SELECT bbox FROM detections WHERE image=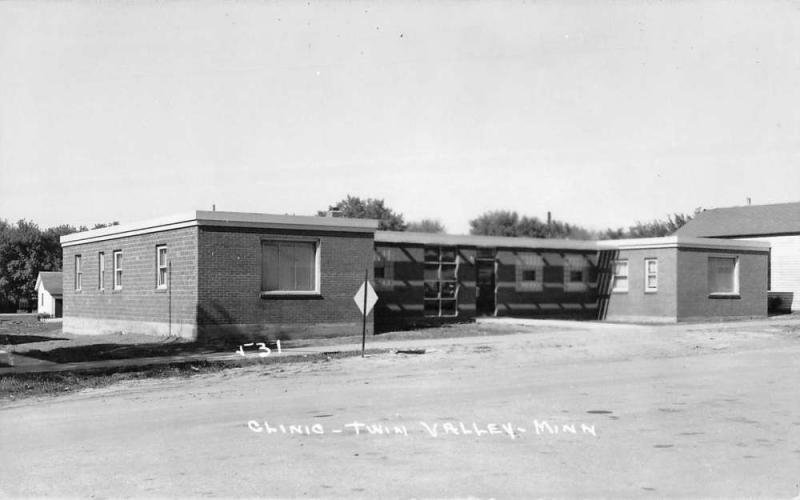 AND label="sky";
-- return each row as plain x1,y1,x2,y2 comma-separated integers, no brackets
1,0,799,235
